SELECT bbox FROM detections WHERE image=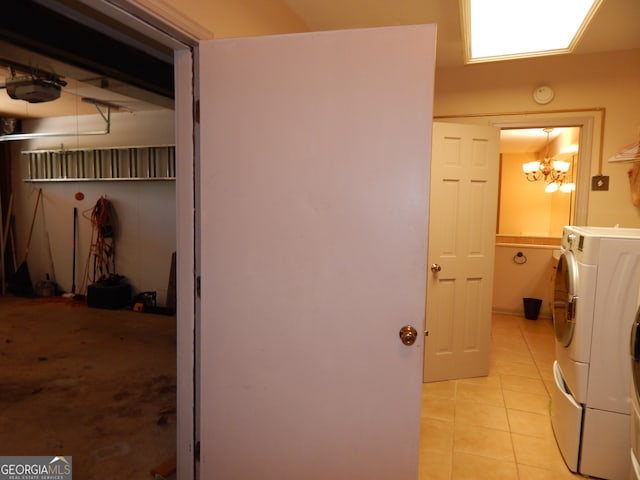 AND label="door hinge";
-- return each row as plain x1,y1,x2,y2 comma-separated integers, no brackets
195,440,201,462
424,330,429,336
196,276,201,298
194,100,200,124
